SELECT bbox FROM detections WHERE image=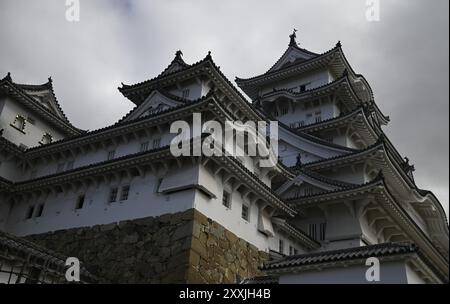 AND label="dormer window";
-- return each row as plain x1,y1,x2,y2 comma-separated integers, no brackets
39,133,53,145
11,115,26,133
